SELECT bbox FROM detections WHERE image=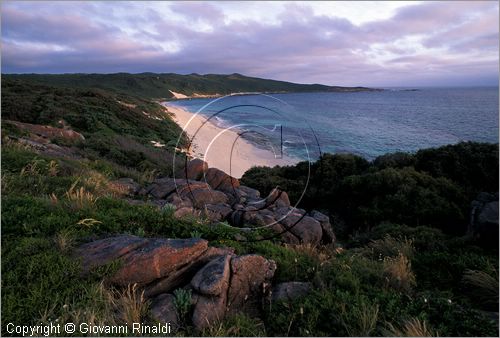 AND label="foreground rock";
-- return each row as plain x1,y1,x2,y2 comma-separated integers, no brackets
75,235,278,331
75,235,208,287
